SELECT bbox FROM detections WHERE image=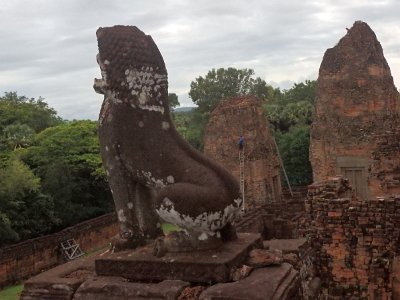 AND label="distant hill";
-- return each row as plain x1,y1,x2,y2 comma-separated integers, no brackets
174,107,196,113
